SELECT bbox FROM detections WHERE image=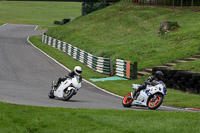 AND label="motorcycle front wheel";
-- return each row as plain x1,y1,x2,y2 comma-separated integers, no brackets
122,93,133,107
48,90,55,99
62,89,75,101
147,93,163,110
